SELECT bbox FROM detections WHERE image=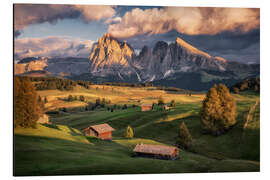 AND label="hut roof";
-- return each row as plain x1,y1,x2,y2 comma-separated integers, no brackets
87,123,115,134
141,104,152,107
133,144,178,156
